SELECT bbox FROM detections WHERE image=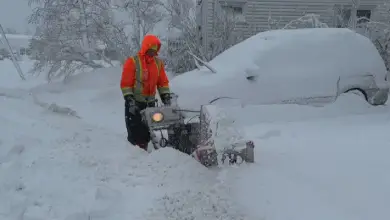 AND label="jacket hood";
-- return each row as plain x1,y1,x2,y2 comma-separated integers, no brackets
139,34,161,55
